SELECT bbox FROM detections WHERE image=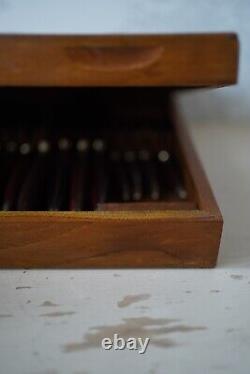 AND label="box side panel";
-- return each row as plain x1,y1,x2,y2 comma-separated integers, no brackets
0,215,222,268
